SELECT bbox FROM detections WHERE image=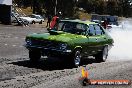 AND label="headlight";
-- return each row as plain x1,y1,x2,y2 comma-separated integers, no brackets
26,39,32,45
59,43,67,50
